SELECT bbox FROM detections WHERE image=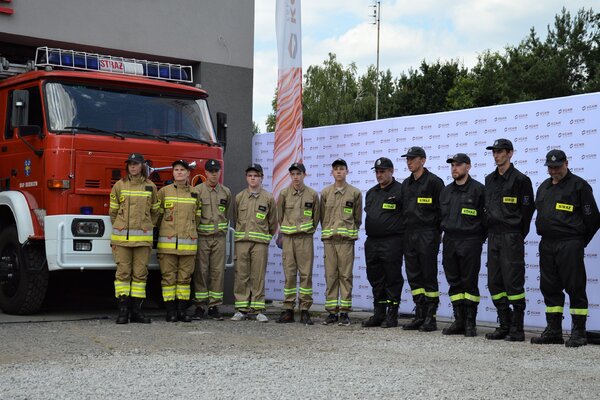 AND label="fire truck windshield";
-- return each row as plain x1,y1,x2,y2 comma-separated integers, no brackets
44,82,216,143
